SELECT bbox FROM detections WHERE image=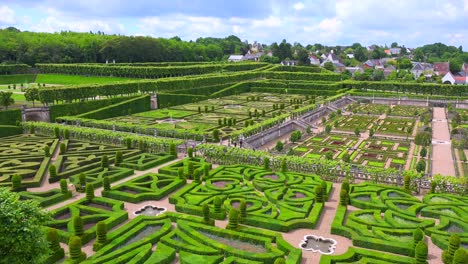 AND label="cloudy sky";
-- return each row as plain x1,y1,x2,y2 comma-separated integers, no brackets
0,0,467,49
